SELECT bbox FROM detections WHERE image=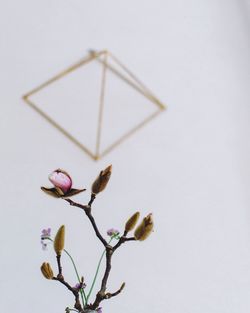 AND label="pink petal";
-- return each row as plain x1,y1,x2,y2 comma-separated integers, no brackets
49,169,72,193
